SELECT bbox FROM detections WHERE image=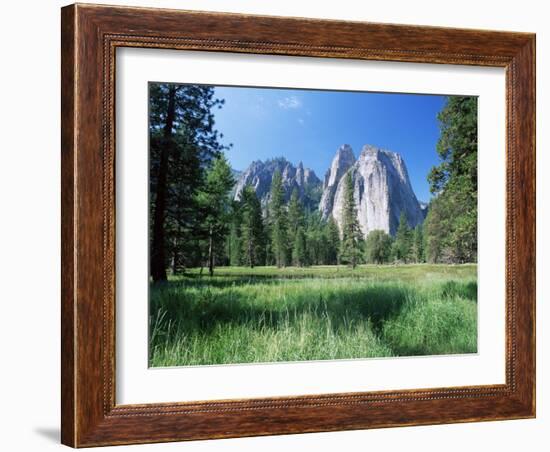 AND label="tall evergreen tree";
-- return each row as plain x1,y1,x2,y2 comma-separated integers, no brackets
269,170,289,268
302,212,324,265
325,217,341,265
393,211,412,262
339,172,363,268
150,85,177,282
365,230,393,264
226,200,242,266
292,227,308,267
288,188,307,264
411,224,425,263
424,196,445,263
263,211,274,266
197,155,235,276
425,96,478,263
149,83,226,281
240,186,265,268
288,188,305,240
227,224,241,266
